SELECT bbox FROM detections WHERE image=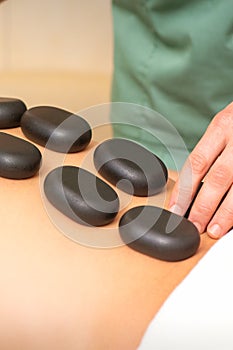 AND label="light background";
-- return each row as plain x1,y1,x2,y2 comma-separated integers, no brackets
0,0,113,74
0,0,113,111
